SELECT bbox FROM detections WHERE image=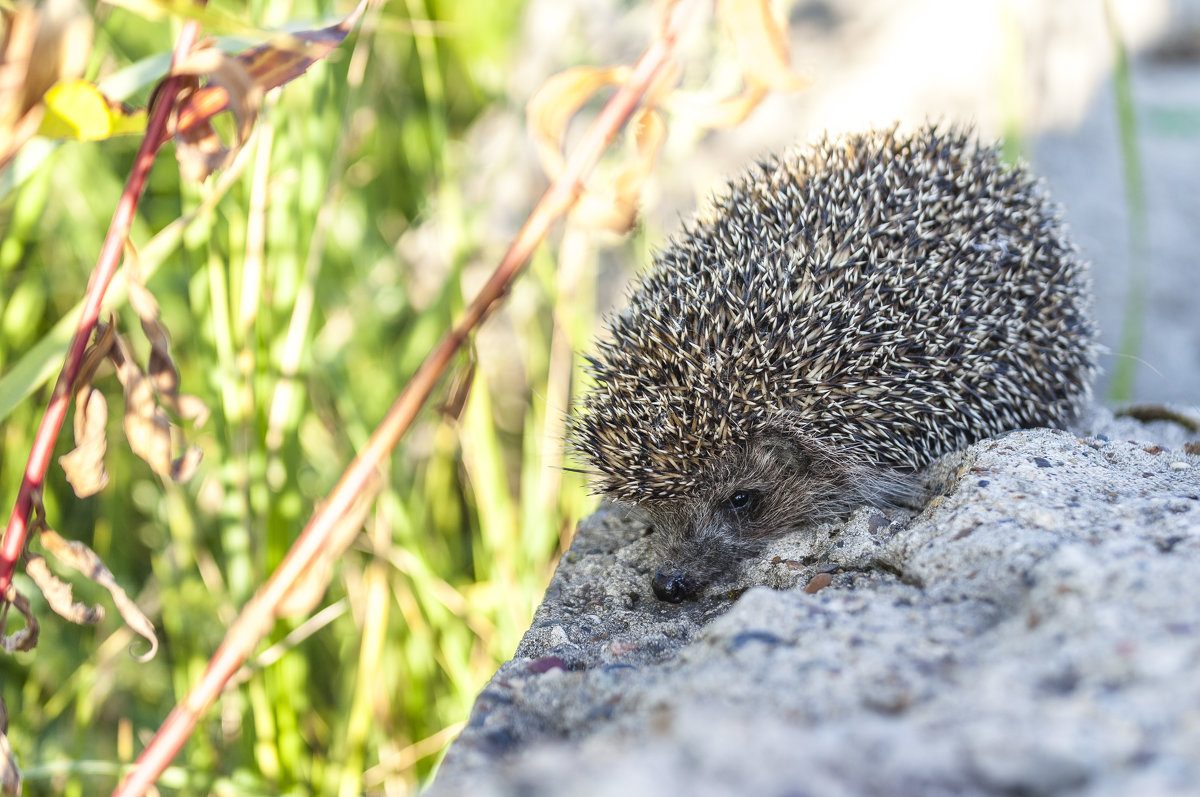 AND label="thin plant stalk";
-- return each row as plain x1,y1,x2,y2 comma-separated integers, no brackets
0,20,204,595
